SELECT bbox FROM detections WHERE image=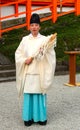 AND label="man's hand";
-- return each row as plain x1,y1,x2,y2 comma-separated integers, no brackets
25,57,34,65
